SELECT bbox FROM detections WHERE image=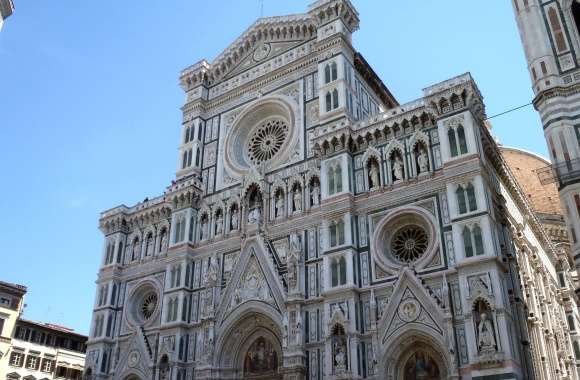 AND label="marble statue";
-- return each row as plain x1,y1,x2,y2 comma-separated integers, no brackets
477,313,496,352
275,194,284,218
369,162,379,188
230,208,239,230
393,155,404,181
417,147,429,174
201,218,209,240
215,213,223,235
310,182,320,206
293,188,302,212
